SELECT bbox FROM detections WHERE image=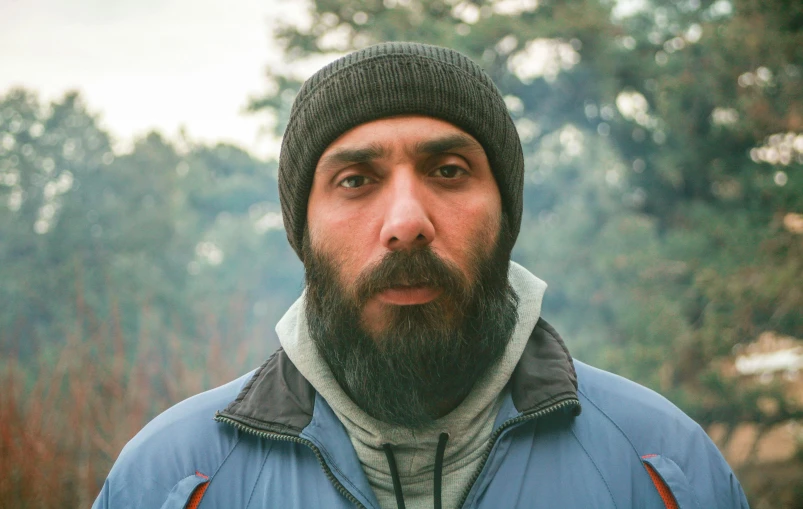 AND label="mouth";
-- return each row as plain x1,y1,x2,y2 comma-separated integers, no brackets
375,285,443,306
